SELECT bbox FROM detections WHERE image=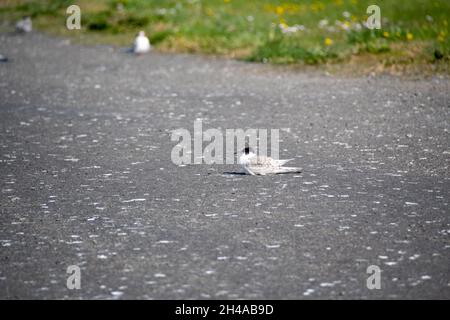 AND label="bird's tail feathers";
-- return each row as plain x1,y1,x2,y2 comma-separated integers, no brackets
273,167,302,174
275,158,294,166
